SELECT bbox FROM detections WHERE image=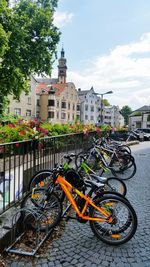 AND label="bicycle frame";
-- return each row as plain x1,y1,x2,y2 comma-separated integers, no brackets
55,175,113,223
